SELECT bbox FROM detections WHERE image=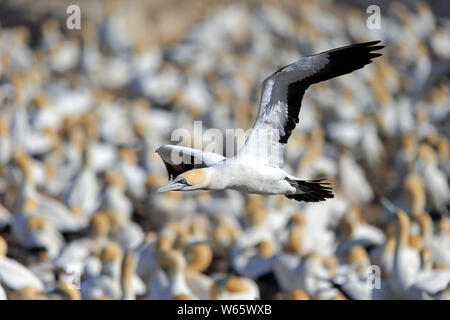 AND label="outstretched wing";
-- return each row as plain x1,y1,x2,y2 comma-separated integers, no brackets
237,41,384,167
156,145,225,180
